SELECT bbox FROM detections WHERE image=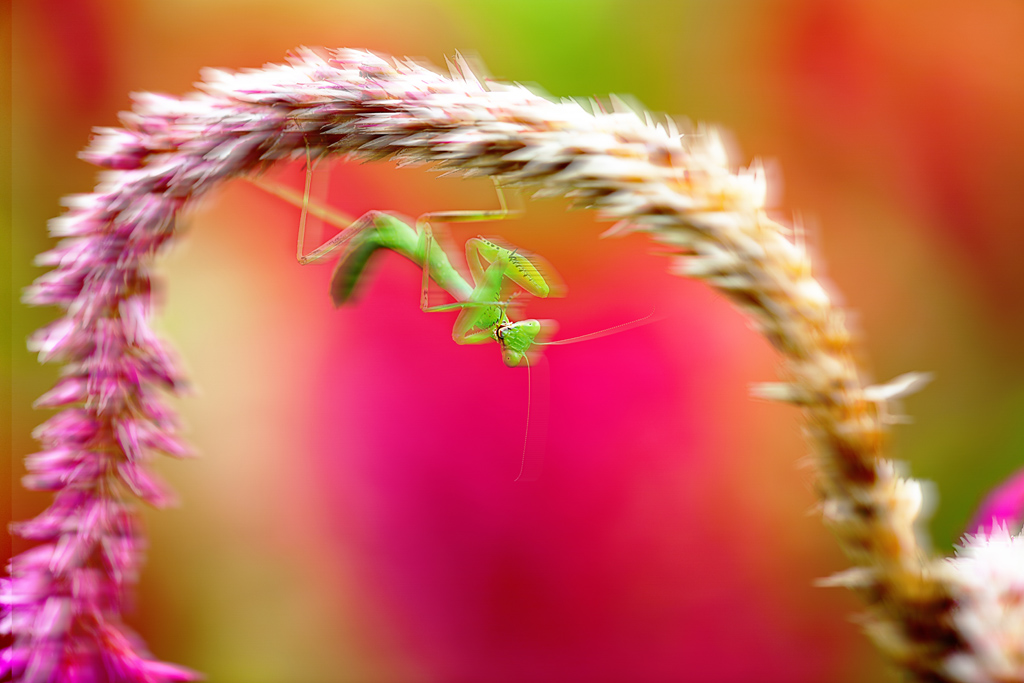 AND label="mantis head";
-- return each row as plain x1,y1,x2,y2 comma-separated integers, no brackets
495,319,556,367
